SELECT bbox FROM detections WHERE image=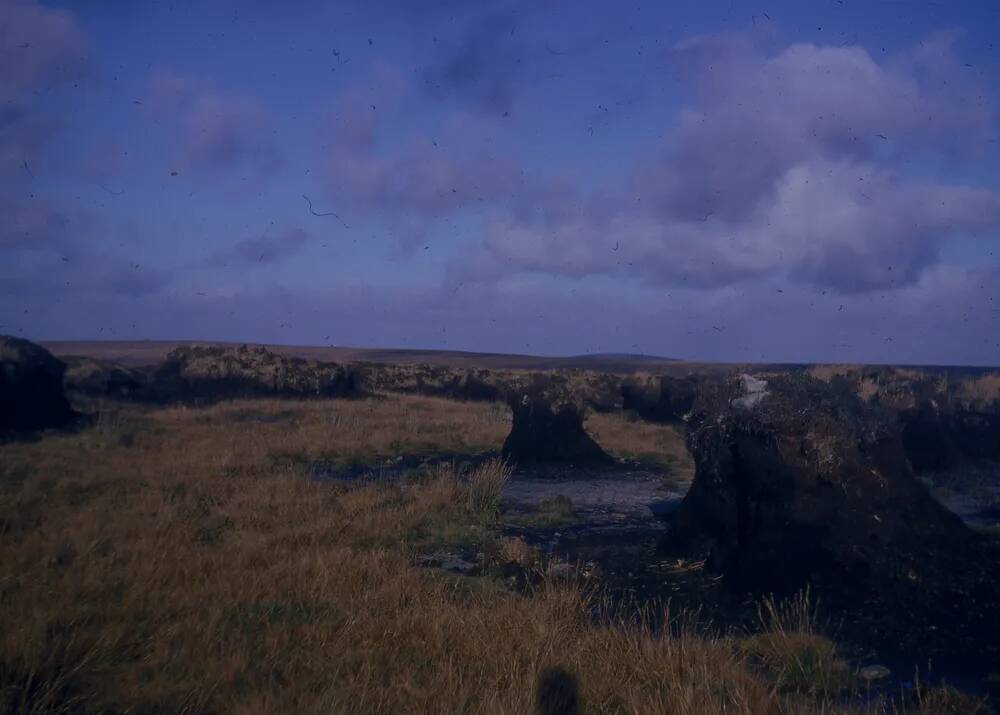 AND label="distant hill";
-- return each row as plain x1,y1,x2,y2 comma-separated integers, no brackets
41,340,683,373
40,340,998,375
570,353,677,363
